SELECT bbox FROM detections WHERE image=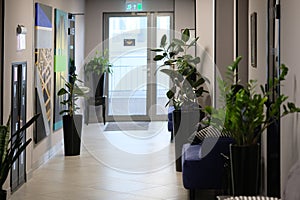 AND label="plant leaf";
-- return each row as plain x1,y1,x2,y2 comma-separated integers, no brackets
181,28,190,43
153,55,165,61
160,34,167,48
